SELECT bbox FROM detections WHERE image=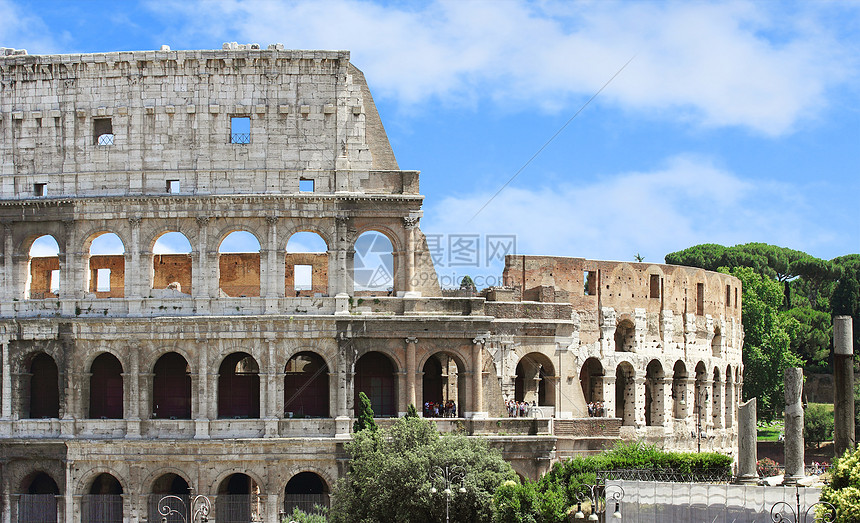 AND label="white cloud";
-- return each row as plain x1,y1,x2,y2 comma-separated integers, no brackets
144,0,855,135
0,0,58,54
422,155,829,270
